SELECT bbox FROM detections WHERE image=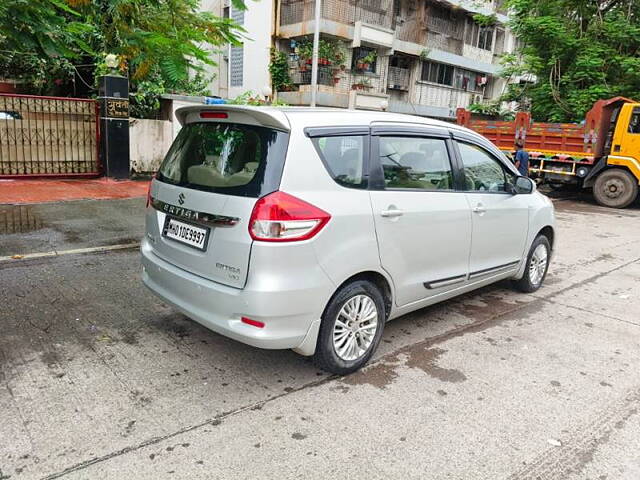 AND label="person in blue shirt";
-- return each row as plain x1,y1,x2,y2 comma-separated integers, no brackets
514,141,529,176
